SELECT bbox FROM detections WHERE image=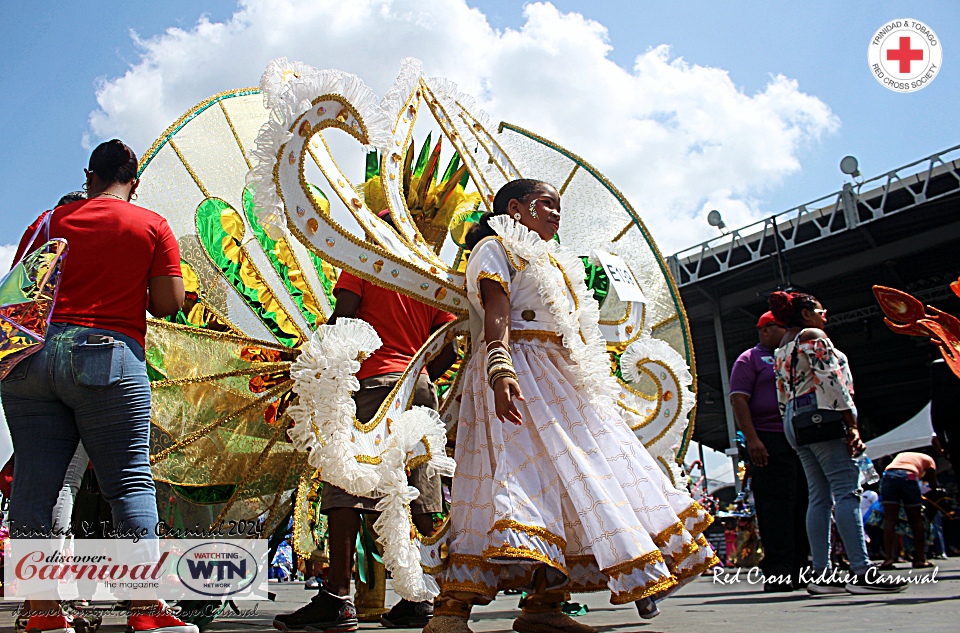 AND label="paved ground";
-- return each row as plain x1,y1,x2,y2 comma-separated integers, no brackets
2,560,957,632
